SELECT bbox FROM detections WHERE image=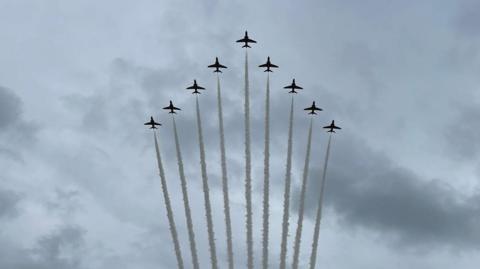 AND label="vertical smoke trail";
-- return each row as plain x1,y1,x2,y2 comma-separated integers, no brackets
196,96,218,269
279,96,295,269
153,132,185,269
243,50,254,269
172,116,200,269
291,118,314,269
309,134,332,269
262,73,271,269
216,74,234,269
